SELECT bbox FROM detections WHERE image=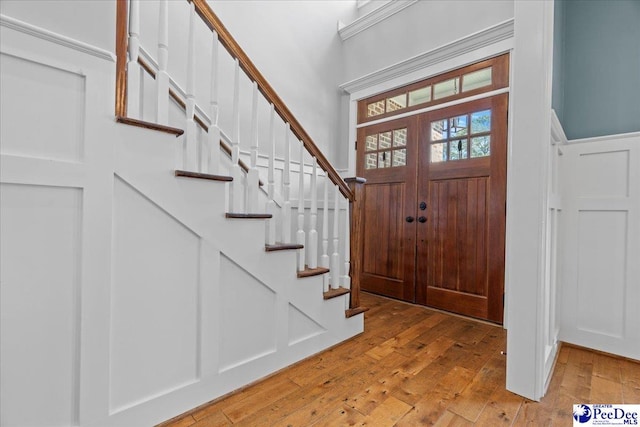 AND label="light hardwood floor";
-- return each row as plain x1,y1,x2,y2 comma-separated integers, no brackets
161,292,640,426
